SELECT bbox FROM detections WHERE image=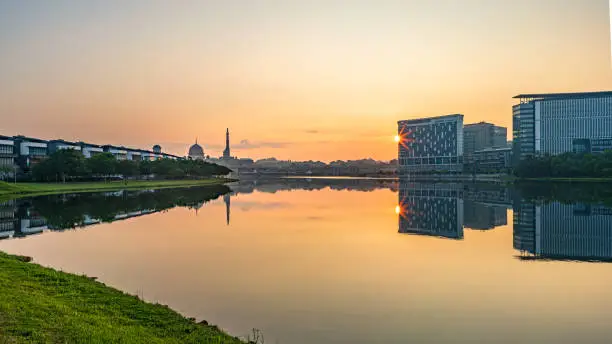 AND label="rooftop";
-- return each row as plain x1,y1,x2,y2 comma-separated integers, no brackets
474,147,512,153
13,135,48,143
513,91,612,101
78,141,102,148
398,114,463,125
49,139,79,146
